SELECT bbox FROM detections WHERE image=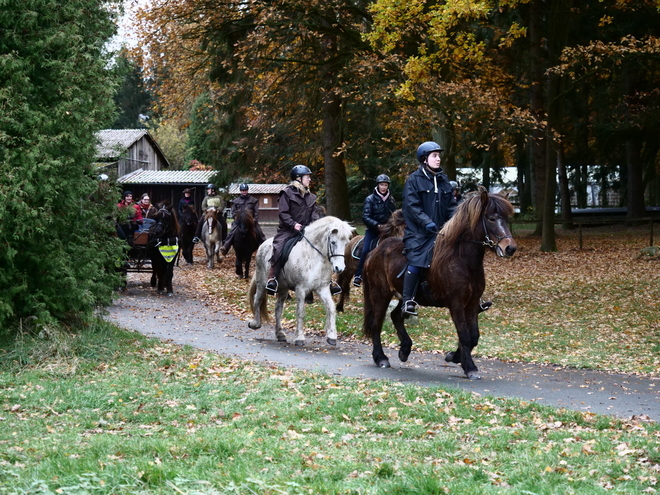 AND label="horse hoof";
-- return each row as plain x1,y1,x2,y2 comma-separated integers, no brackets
399,348,411,362
377,359,391,369
294,340,305,346
167,292,173,297
248,321,261,330
466,371,481,380
445,351,455,363
277,335,287,342
327,338,336,346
